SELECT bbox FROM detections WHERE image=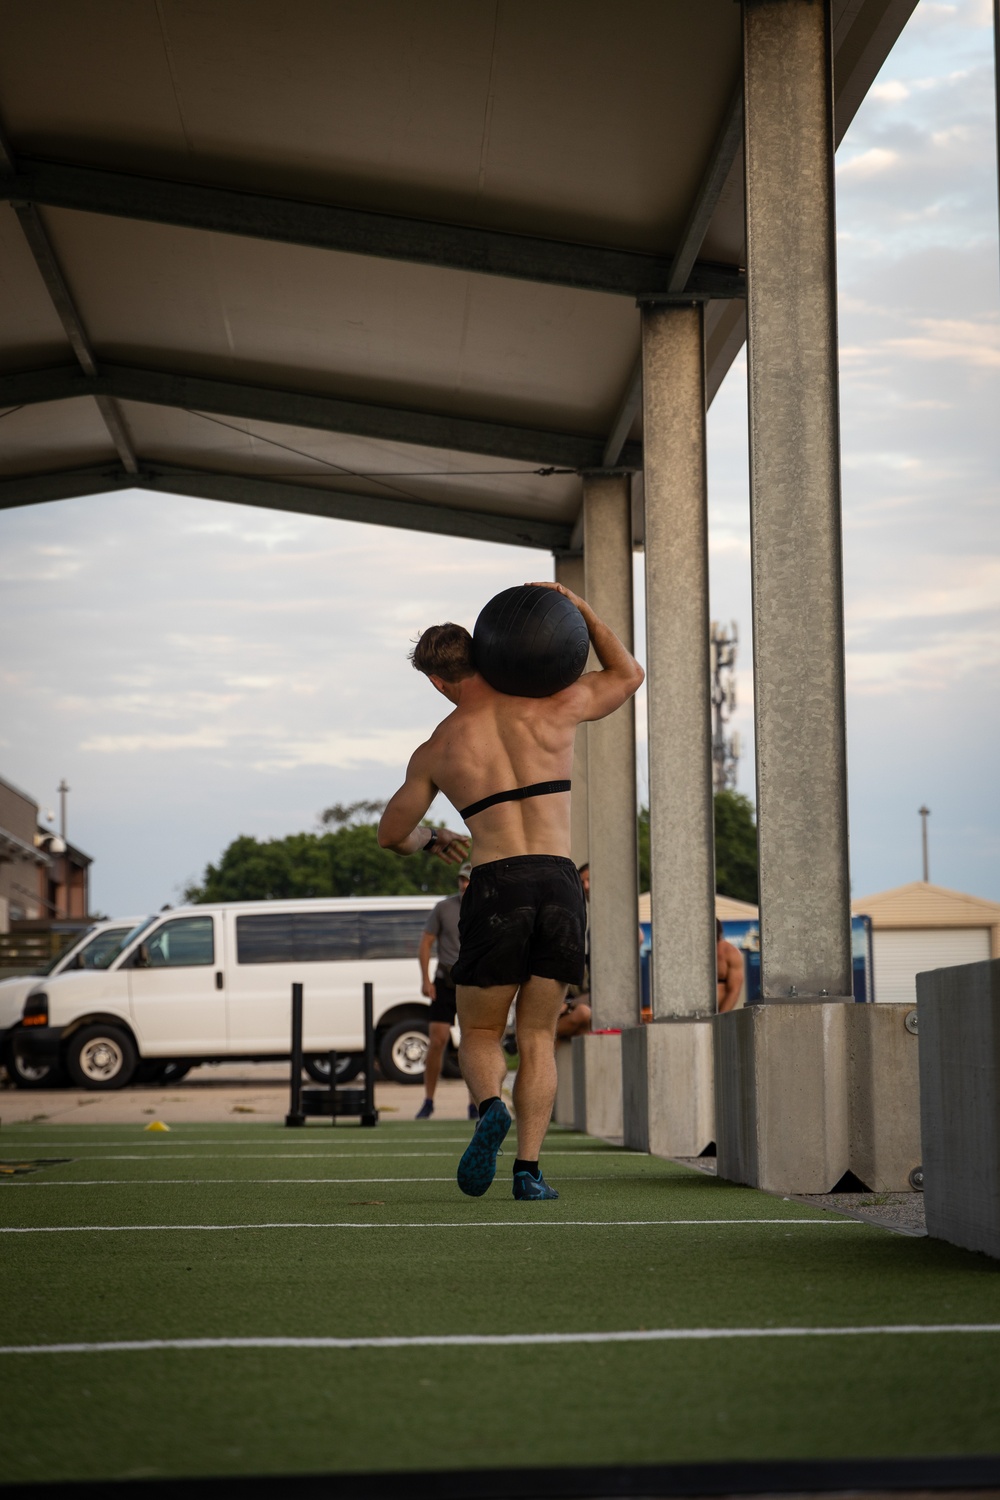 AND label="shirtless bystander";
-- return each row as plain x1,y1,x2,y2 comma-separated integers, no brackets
716,920,745,1013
